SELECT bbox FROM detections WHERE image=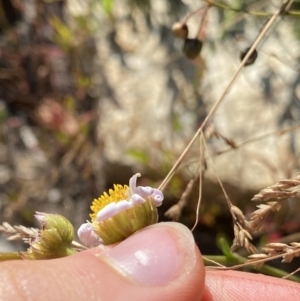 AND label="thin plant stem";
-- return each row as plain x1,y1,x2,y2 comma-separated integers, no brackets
184,6,206,23
215,124,300,156
204,0,300,17
191,134,204,232
208,247,300,271
197,5,210,40
0,252,22,261
283,267,300,279
204,254,300,282
204,0,270,16
202,133,233,210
